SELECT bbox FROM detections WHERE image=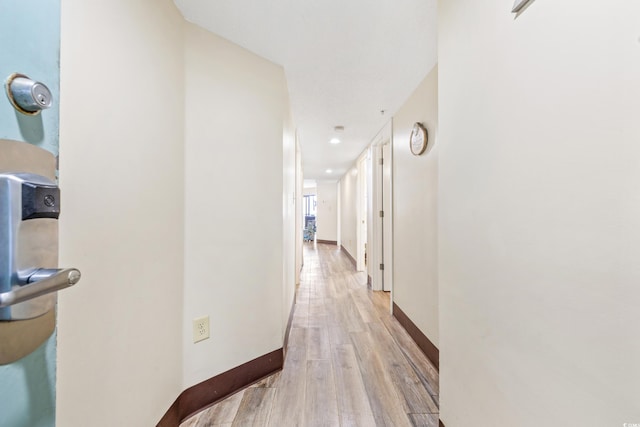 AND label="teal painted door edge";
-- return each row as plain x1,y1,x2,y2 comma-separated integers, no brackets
0,0,61,426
